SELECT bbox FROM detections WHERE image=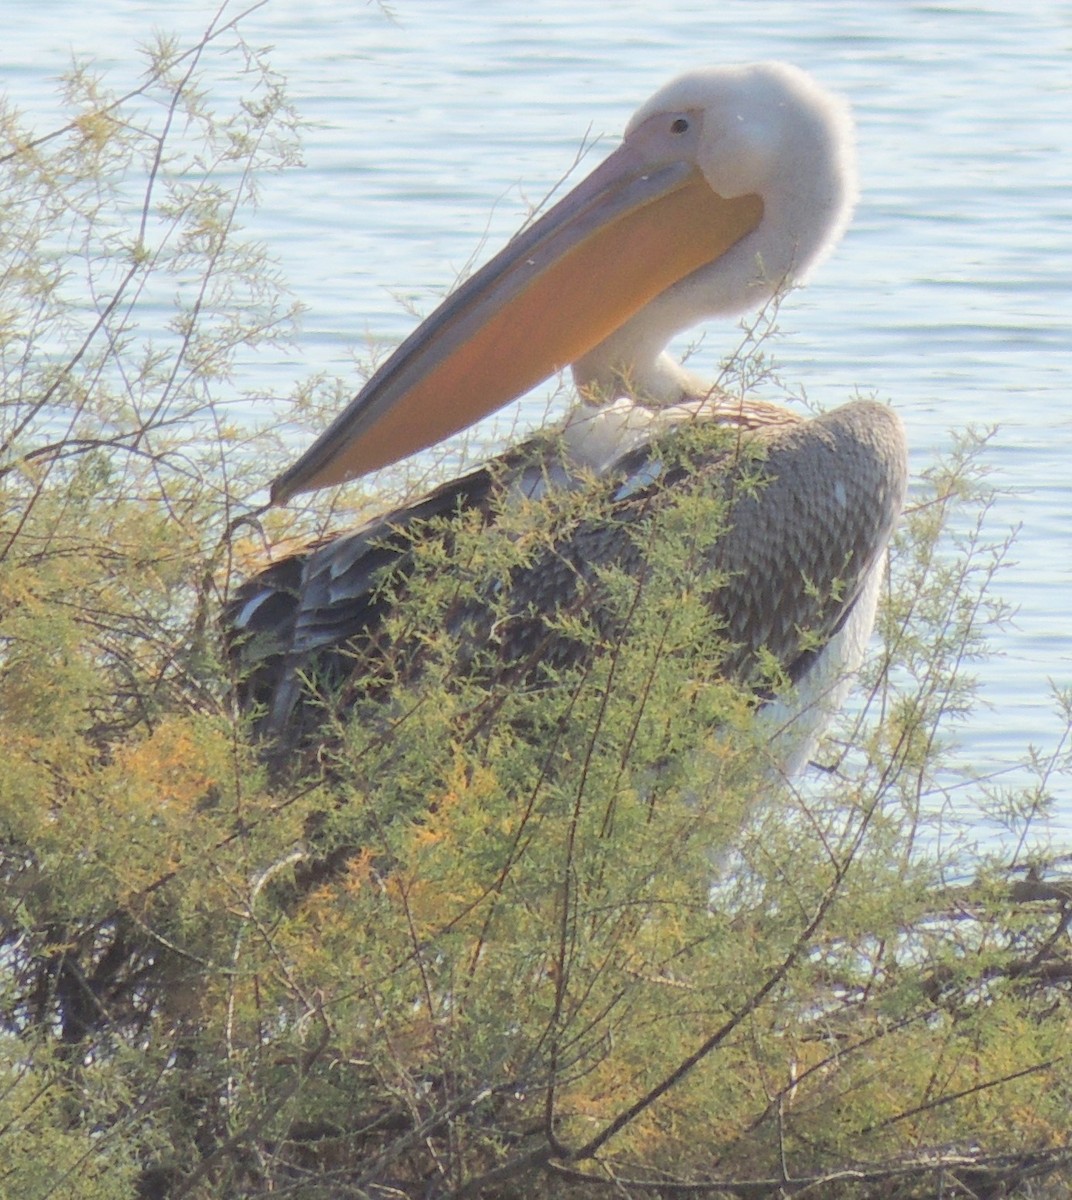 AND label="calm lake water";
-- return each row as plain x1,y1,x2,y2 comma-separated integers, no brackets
8,0,1072,838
